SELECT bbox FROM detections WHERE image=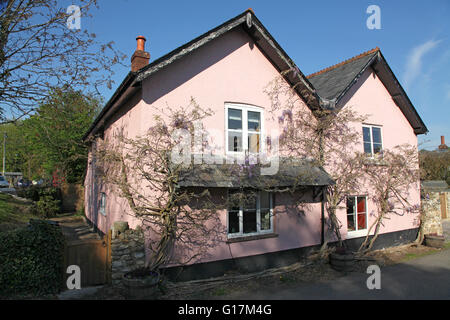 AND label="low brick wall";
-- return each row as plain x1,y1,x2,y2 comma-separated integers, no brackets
111,225,145,285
